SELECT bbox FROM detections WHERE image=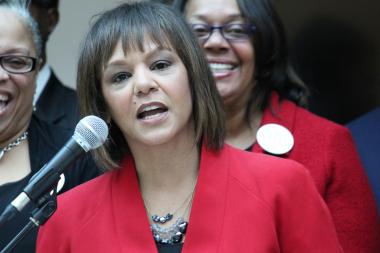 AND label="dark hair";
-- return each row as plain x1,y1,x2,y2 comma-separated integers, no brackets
173,0,309,118
30,0,58,8
77,1,225,170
